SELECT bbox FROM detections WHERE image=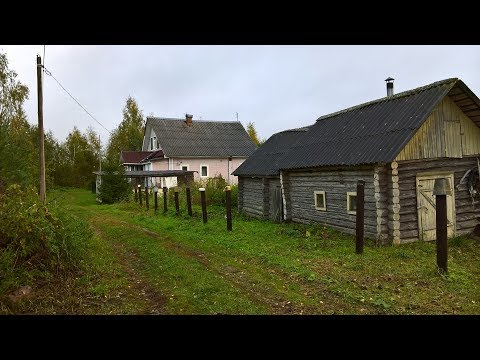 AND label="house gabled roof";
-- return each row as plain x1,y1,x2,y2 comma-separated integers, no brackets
145,117,257,157
120,150,164,164
235,78,480,175
232,127,310,176
281,78,480,170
